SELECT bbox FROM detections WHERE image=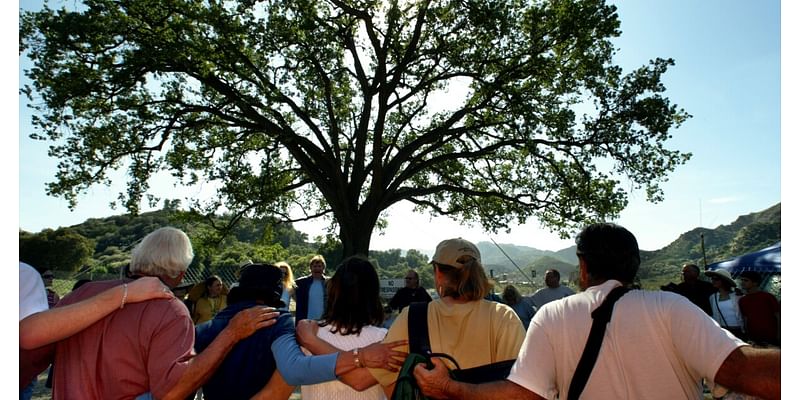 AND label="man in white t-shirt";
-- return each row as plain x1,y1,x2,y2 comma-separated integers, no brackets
412,223,780,400
20,262,49,322
19,262,50,399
